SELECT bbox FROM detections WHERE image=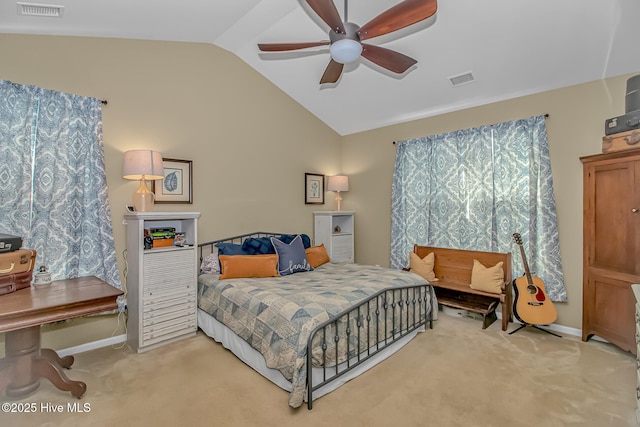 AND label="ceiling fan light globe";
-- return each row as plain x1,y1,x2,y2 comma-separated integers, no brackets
330,39,362,64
